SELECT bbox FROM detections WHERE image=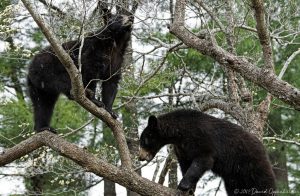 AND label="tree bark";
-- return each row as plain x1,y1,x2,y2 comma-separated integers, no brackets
168,147,178,189
104,179,116,196
29,174,44,195
0,131,182,195
103,124,117,196
169,0,300,111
